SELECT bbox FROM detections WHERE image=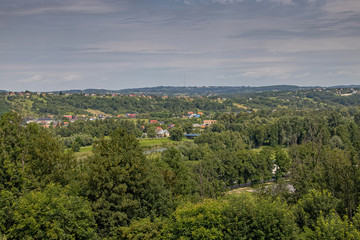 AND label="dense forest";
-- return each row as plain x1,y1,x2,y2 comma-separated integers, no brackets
1,86,360,118
1,87,360,239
